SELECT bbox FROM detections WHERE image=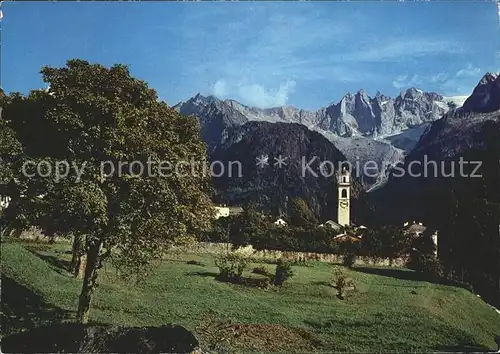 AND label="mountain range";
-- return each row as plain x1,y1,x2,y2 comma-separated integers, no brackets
174,86,468,190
